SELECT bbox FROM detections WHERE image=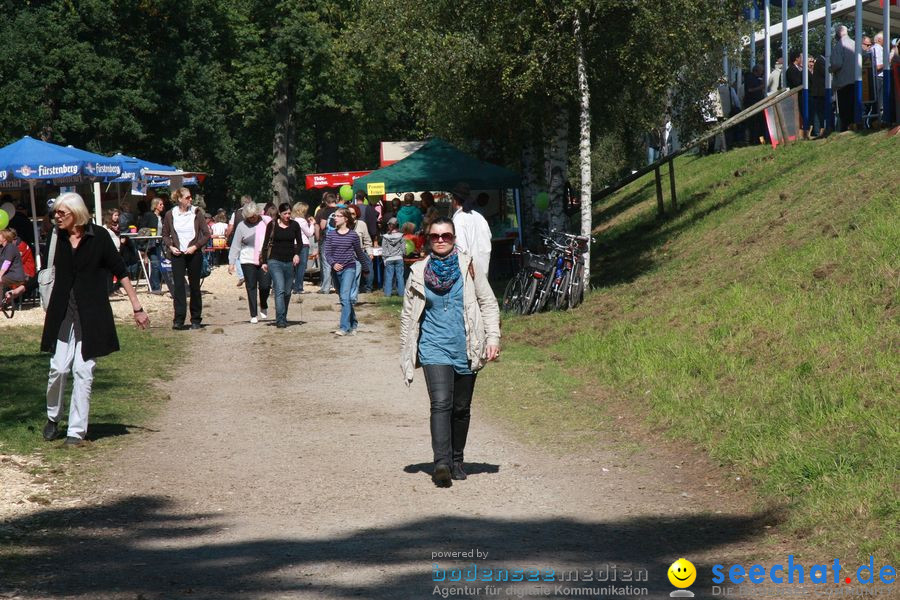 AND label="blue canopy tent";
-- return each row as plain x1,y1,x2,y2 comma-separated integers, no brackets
0,136,124,268
106,154,201,192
